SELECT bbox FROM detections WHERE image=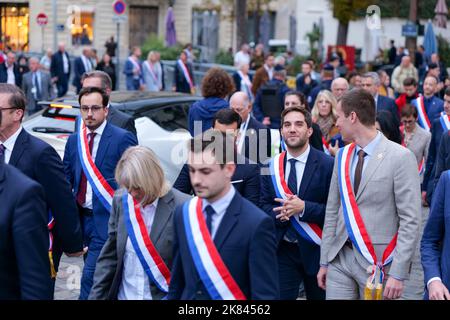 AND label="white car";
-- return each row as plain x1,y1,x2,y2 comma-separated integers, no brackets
23,91,201,184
